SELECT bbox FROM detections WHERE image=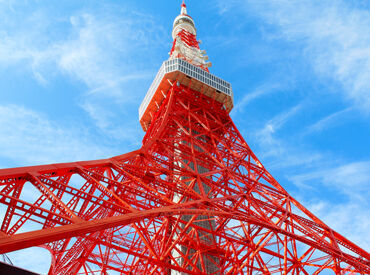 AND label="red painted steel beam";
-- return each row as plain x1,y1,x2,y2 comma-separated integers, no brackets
0,205,368,273
0,207,226,254
0,150,140,179
0,85,369,273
